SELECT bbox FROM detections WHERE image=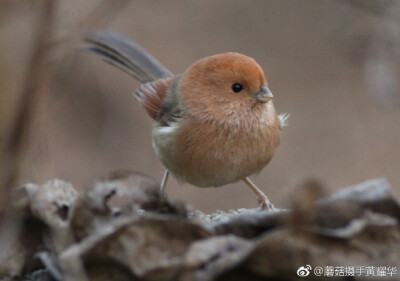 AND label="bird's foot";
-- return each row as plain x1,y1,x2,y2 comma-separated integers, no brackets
258,197,276,210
